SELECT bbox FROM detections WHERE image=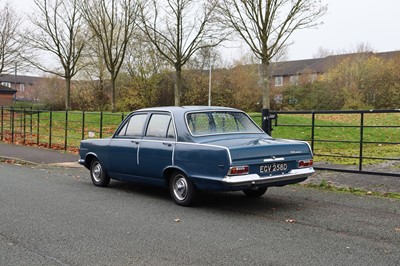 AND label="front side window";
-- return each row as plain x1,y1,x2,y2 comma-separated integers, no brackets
186,111,263,136
145,114,175,139
117,114,147,137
